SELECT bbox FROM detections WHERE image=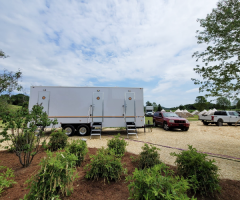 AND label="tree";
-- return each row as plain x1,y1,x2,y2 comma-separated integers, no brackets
194,96,208,111
157,104,162,111
192,0,240,99
236,100,240,109
146,101,152,106
152,102,158,111
216,97,231,110
0,50,8,58
0,69,22,95
179,105,185,110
